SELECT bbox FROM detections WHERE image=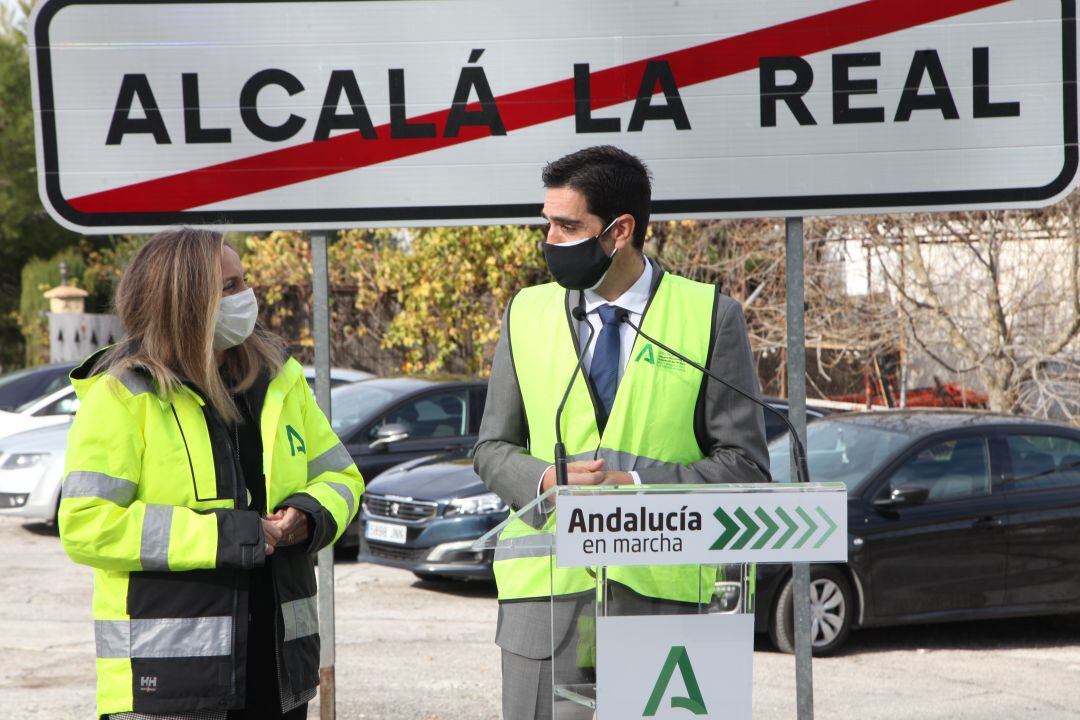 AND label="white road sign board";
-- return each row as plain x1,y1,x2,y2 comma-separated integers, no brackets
554,483,848,568
30,0,1077,233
